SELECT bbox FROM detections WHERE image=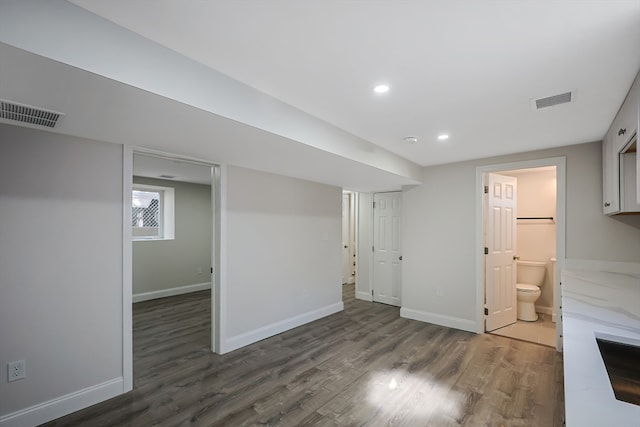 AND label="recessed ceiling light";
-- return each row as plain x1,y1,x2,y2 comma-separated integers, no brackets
403,136,418,144
437,134,449,141
374,84,390,94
